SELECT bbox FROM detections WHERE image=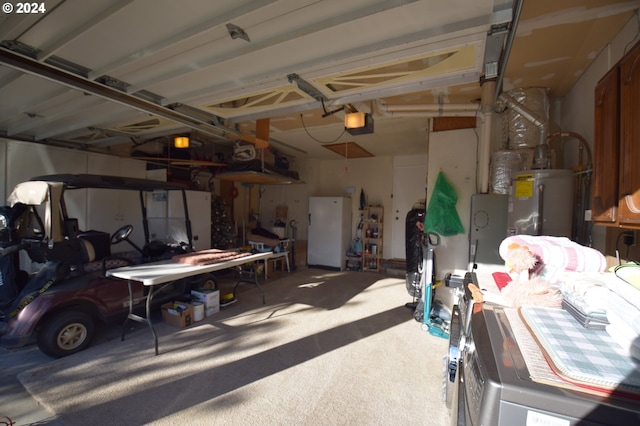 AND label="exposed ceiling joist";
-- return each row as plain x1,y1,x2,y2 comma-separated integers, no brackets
37,0,135,61
88,0,281,80
0,46,241,141
0,0,636,161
